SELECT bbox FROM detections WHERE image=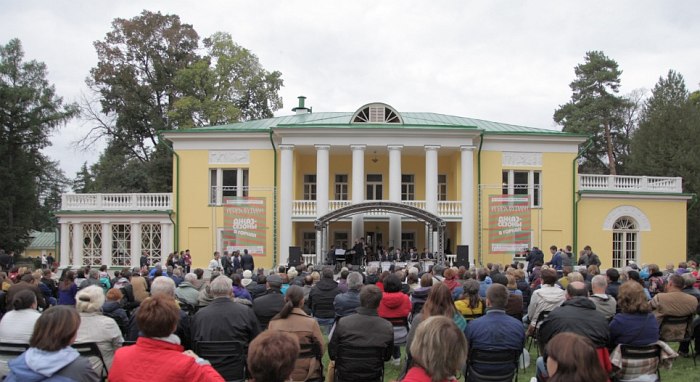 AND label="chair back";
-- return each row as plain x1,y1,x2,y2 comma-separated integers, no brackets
0,342,29,357
334,345,386,382
659,315,693,342
385,316,409,345
194,340,246,382
466,349,520,382
613,344,661,382
71,342,108,381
